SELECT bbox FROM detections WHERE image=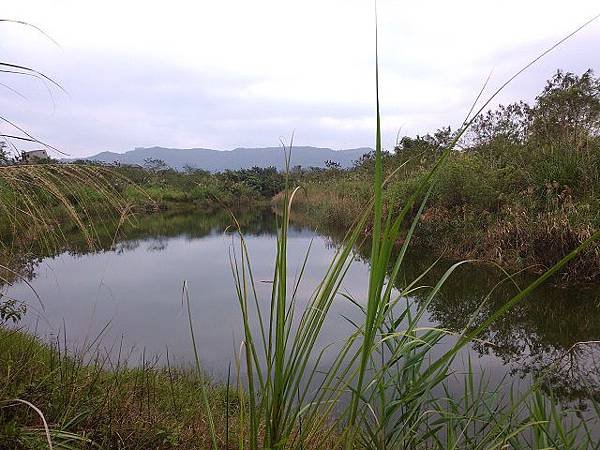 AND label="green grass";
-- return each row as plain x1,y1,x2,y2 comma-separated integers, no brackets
0,327,246,449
